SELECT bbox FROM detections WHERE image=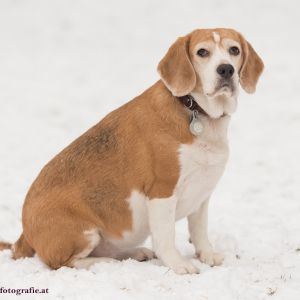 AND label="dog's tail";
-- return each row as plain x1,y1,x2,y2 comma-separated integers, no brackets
0,233,35,259
0,241,12,250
